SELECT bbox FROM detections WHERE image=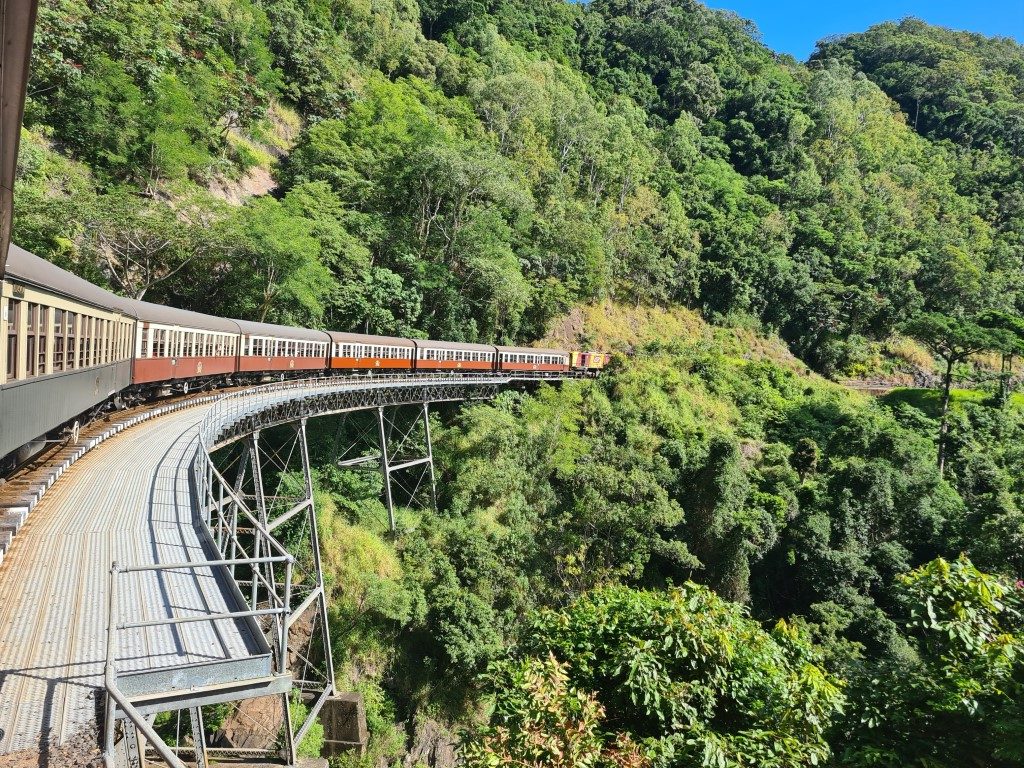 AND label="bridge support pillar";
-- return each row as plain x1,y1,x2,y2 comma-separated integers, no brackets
189,707,207,768
336,403,438,532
